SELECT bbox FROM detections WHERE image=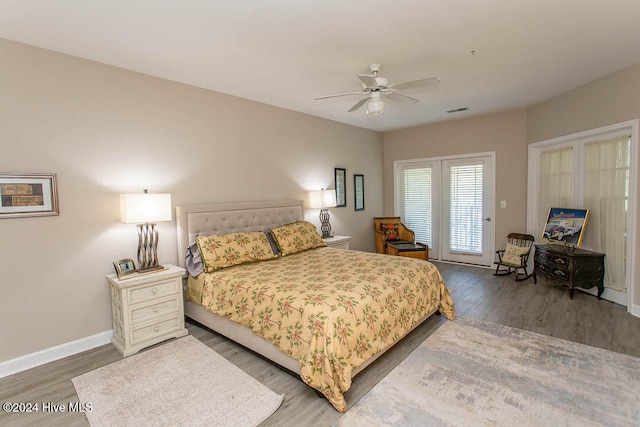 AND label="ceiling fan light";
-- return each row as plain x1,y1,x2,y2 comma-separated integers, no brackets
367,97,384,115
